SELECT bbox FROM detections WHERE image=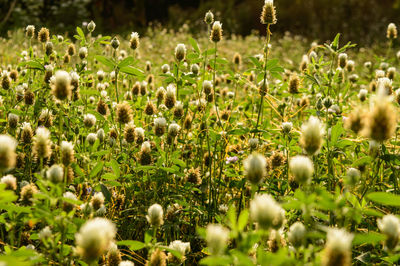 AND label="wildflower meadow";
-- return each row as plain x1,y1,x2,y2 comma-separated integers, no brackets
0,0,400,265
